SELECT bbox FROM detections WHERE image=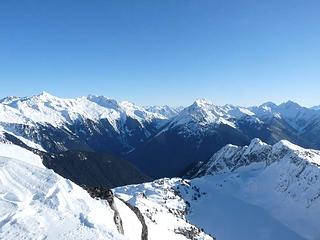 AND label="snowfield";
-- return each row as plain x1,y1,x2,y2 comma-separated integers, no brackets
0,143,142,240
